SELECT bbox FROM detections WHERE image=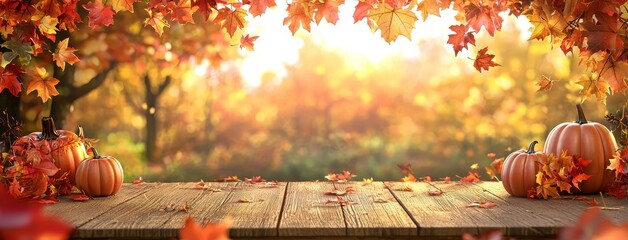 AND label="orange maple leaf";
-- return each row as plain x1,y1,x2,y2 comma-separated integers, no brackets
110,0,136,13
214,8,248,37
473,47,500,72
608,152,627,178
240,34,259,51
171,0,197,24
463,2,503,37
599,58,628,94
26,66,60,102
353,0,376,23
144,10,170,36
313,0,344,24
179,216,230,240
249,0,276,17
536,75,556,92
401,173,417,182
53,38,80,71
283,1,312,35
